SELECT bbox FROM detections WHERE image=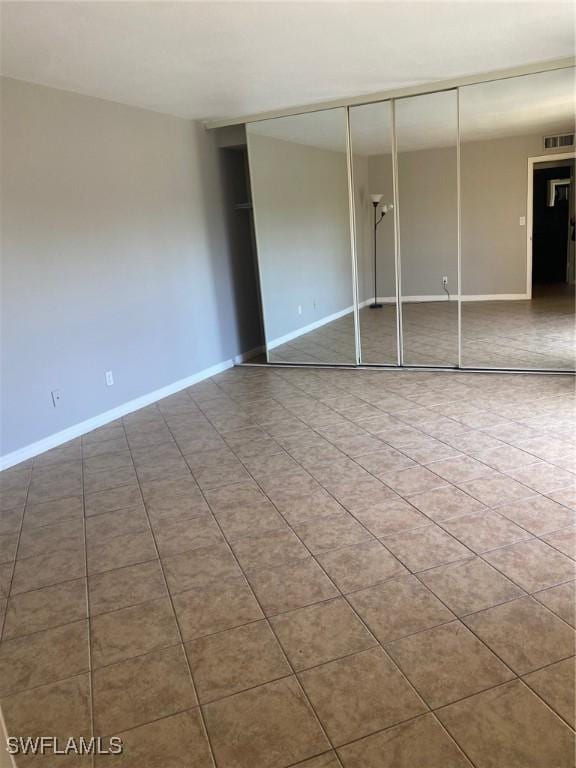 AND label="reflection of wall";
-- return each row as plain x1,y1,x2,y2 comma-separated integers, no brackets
248,133,352,343
365,135,574,298
462,133,552,295
1,77,250,458
354,154,395,302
